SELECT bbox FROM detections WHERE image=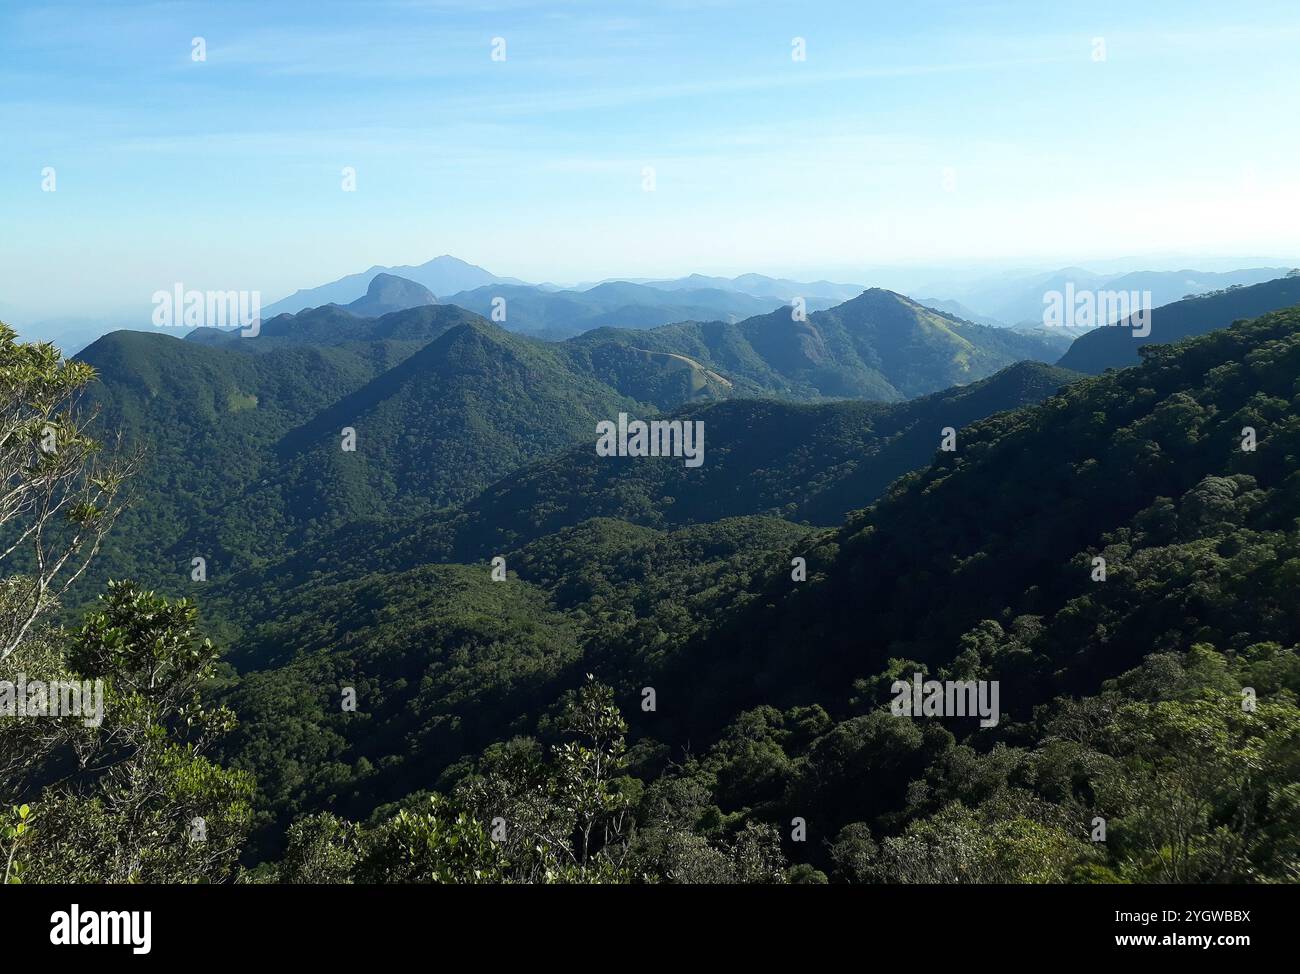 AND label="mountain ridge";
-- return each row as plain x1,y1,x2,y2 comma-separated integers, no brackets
1057,273,1300,373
